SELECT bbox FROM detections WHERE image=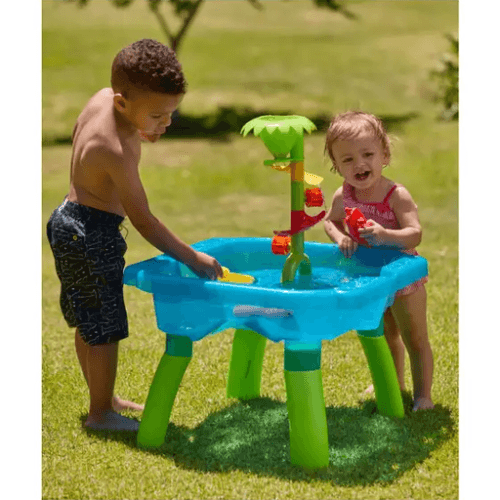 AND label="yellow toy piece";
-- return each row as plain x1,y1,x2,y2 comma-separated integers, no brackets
219,267,256,284
270,164,323,186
